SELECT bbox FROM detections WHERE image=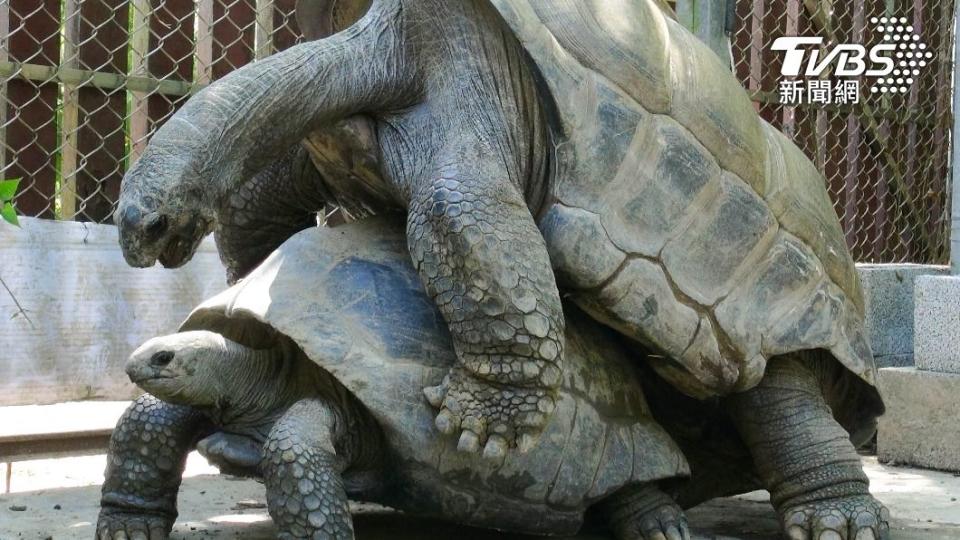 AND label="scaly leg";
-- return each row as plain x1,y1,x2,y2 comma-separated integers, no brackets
262,399,356,540
215,144,324,284
98,394,210,540
411,148,564,457
726,356,890,540
603,484,691,540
